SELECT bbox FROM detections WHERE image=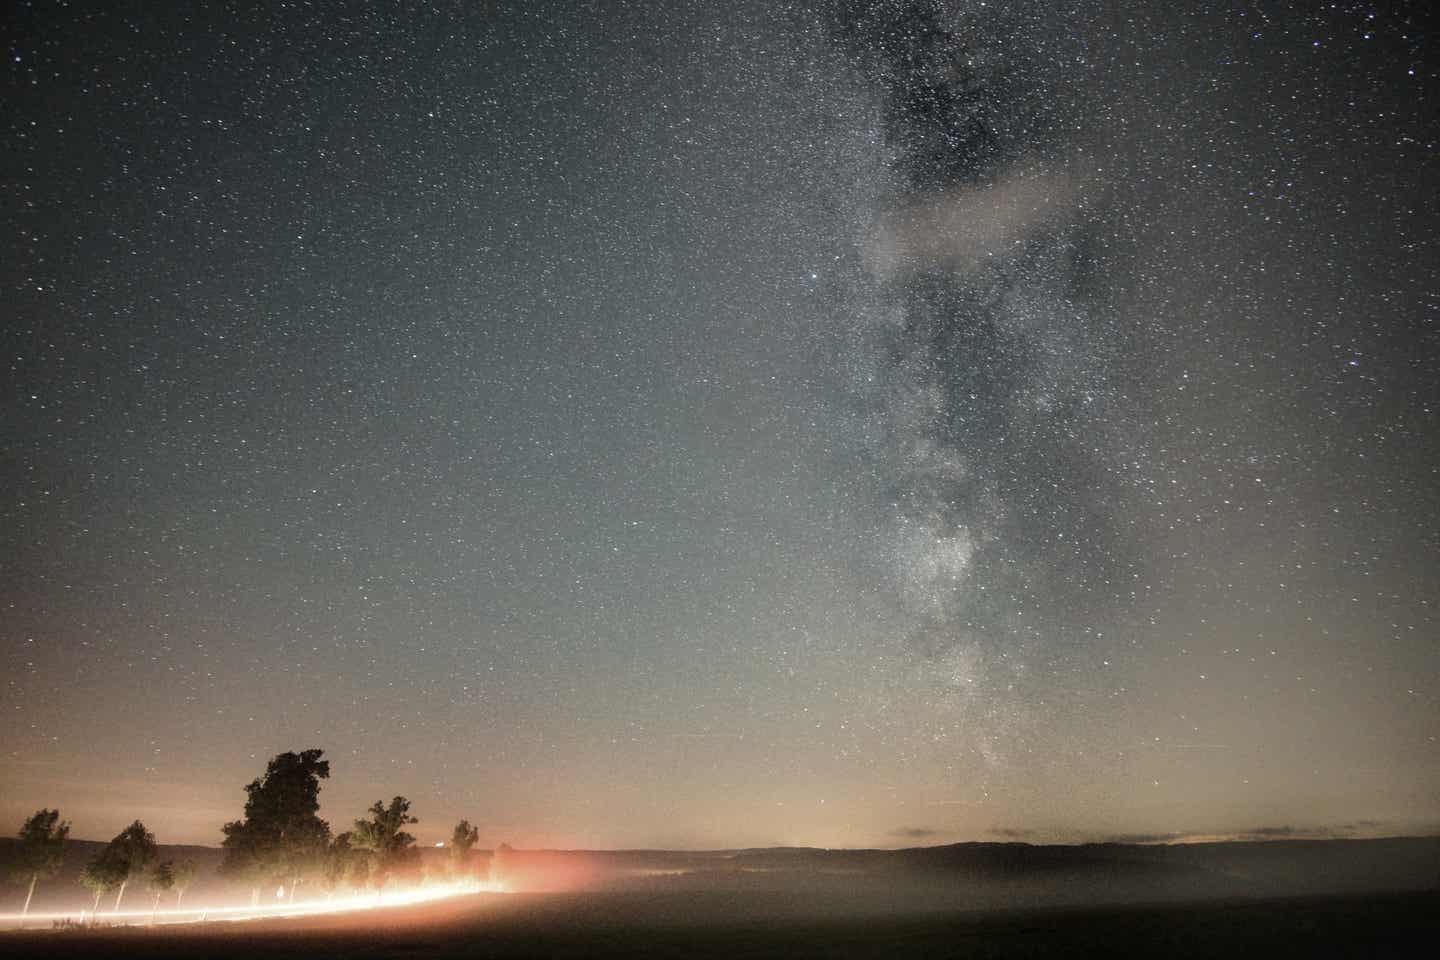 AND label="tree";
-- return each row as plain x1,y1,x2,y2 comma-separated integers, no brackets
448,820,480,881
220,749,332,903
320,832,367,898
344,844,373,894
147,861,175,922
351,796,420,890
85,820,157,914
10,808,69,926
79,861,116,916
172,859,198,908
